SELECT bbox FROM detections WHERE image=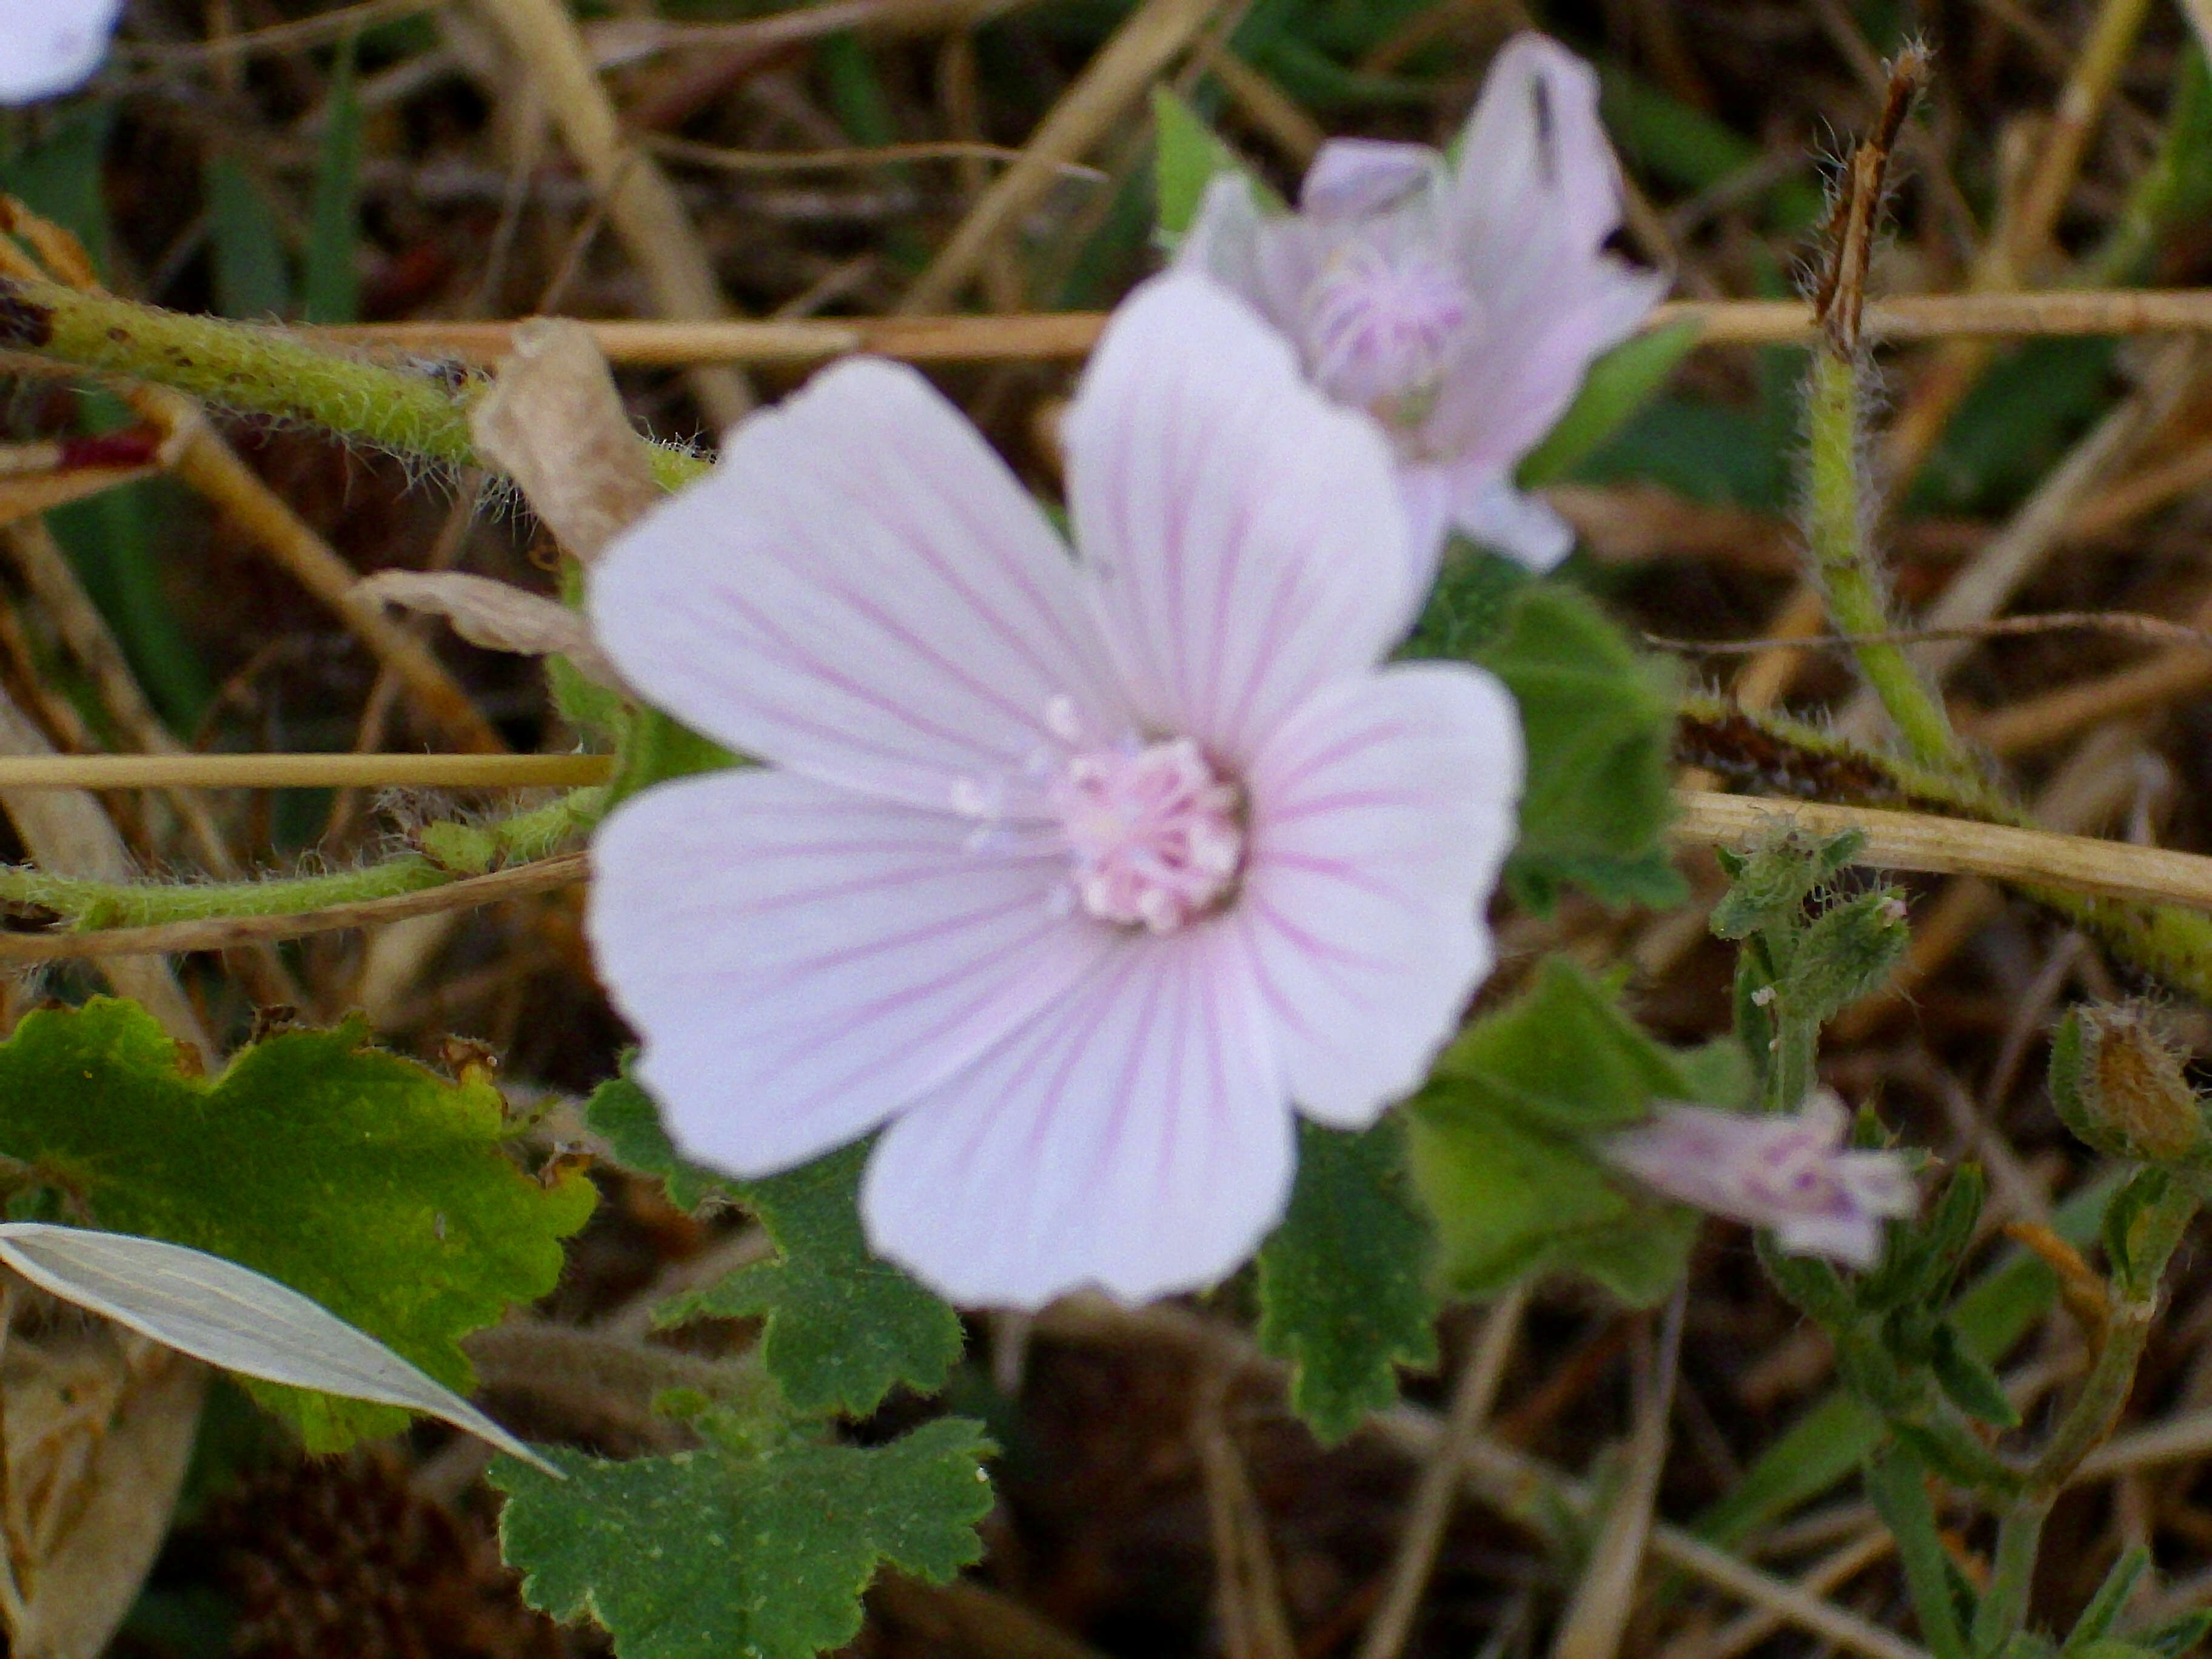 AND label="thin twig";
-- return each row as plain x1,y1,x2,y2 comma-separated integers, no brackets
1355,1287,1527,1659
1671,789,2212,911
0,754,611,791
313,289,2212,369
1649,610,2212,656
0,853,587,962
